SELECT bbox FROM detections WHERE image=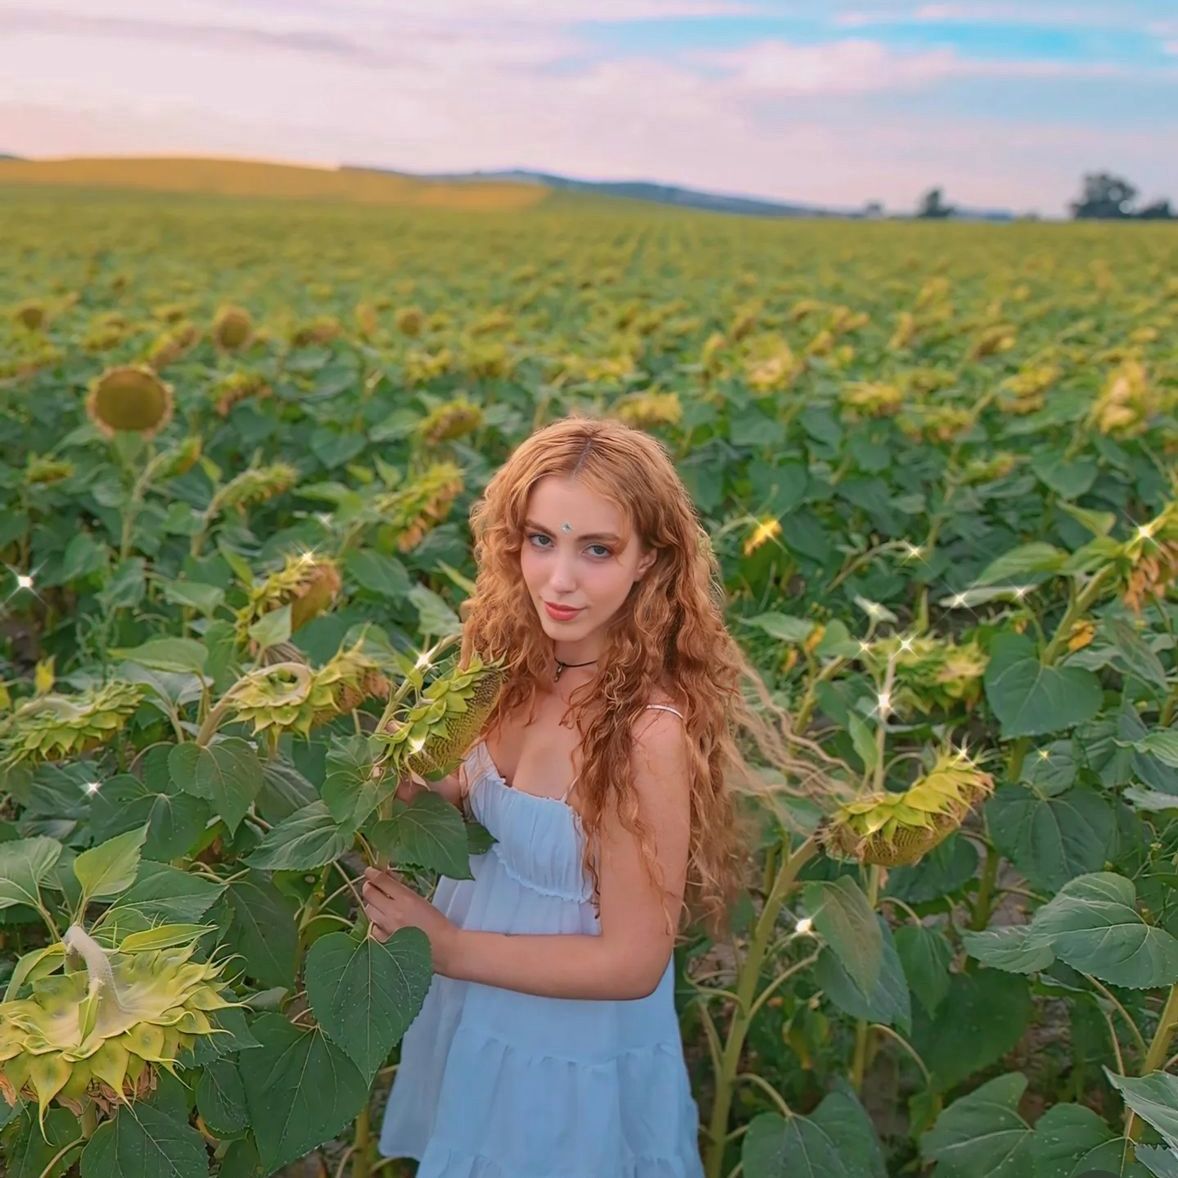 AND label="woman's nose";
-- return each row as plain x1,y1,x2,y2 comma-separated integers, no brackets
549,557,577,590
